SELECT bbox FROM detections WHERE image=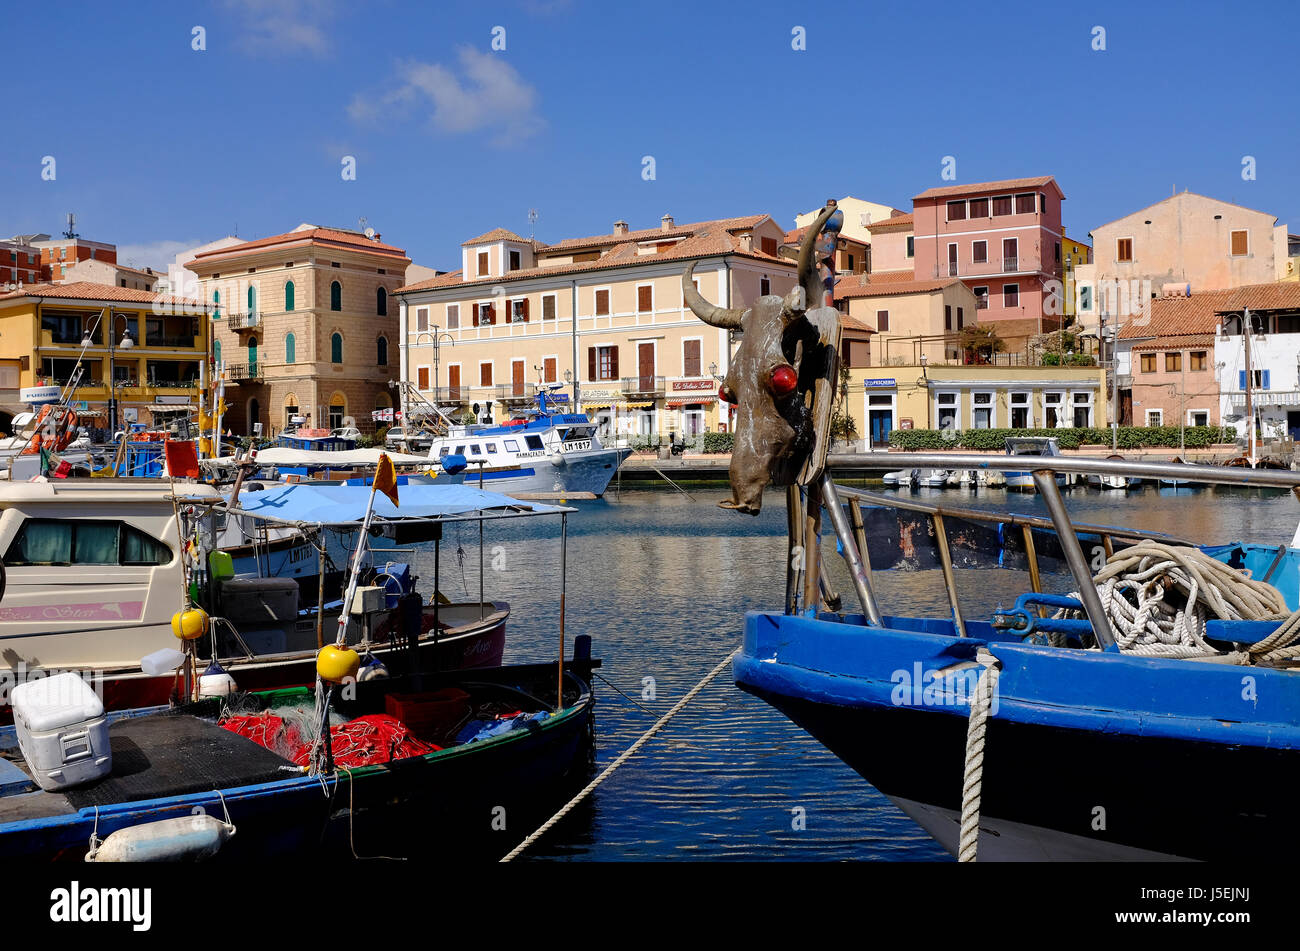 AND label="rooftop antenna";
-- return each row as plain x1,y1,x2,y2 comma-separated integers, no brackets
528,208,538,241
63,213,78,240
358,215,368,234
